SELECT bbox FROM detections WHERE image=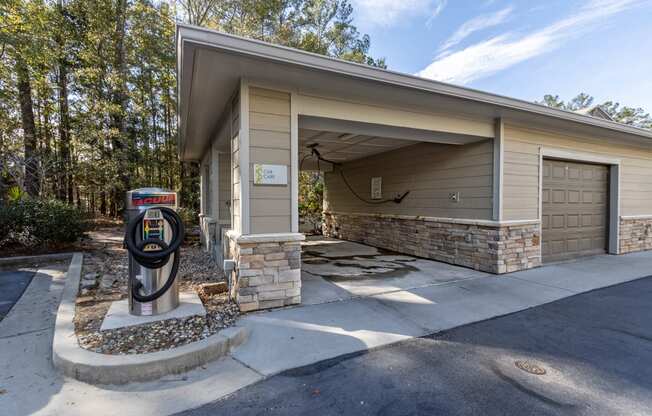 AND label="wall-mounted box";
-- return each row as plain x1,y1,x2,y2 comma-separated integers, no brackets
371,177,382,200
